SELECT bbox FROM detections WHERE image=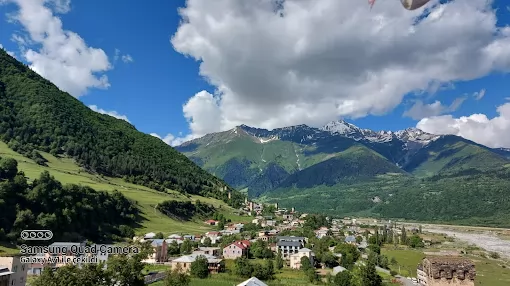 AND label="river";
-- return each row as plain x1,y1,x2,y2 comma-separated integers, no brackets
423,227,510,259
